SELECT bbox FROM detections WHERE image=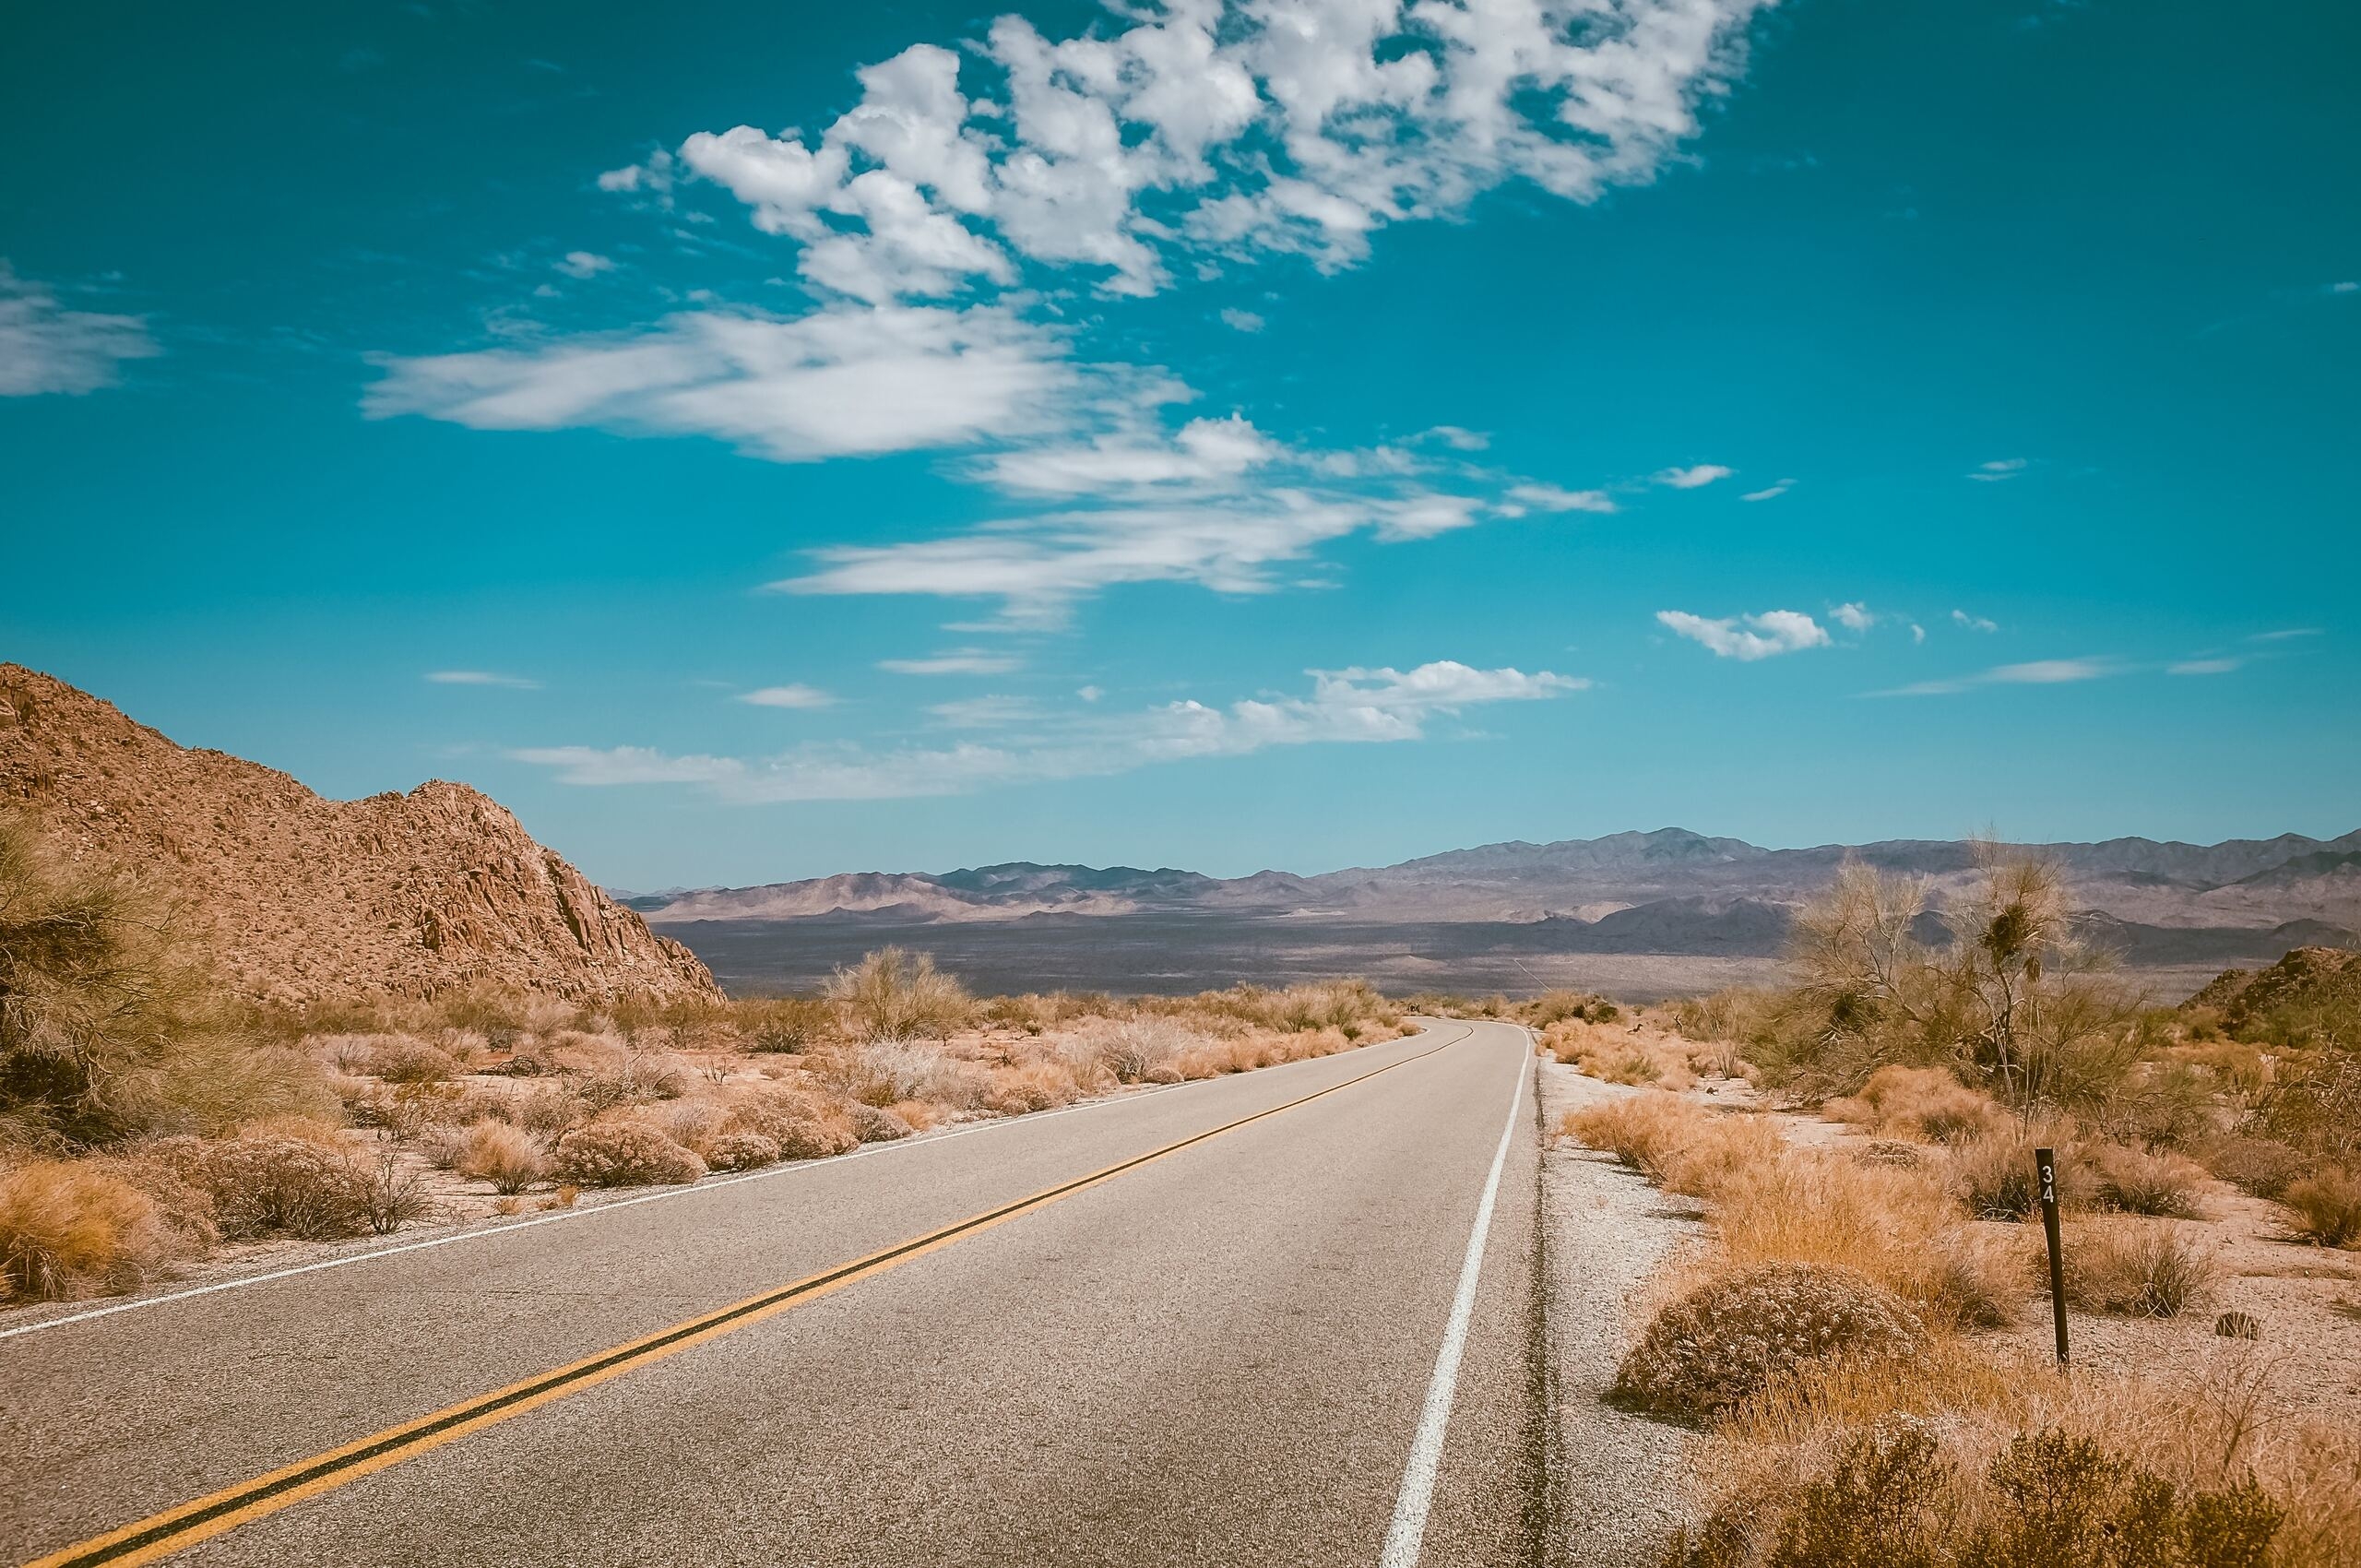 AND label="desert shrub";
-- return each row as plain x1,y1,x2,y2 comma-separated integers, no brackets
512,1082,585,1137
2248,1052,2361,1166
724,1089,859,1160
1946,1132,2088,1220
357,1147,434,1234
411,1122,471,1170
850,1104,912,1143
199,1133,374,1240
575,1051,690,1111
2060,1222,2219,1317
0,814,333,1146
1086,1017,1204,1083
1965,1429,2280,1568
1673,1422,2284,1568
980,1060,1086,1115
825,947,972,1043
357,1036,460,1085
2279,1168,2361,1248
1613,1262,1927,1421
2201,1137,2308,1201
699,1131,781,1171
552,1123,706,1188
2086,1142,2209,1218
455,1121,548,1194
1825,1064,2008,1146
822,1039,991,1109
740,996,835,1054
2100,1060,2228,1152
1772,849,2142,1113
0,1159,181,1301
